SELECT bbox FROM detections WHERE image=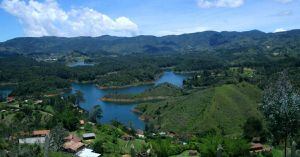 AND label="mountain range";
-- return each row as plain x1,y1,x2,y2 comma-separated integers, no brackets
1,29,300,55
